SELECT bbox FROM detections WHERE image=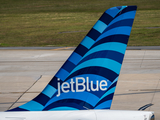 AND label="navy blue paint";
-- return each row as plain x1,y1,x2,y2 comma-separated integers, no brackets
7,107,29,111
74,44,88,57
79,50,124,65
105,19,134,32
95,93,114,107
62,60,76,73
43,99,93,110
49,77,63,89
33,93,50,106
91,35,129,49
66,66,118,83
87,28,101,41
99,12,113,25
